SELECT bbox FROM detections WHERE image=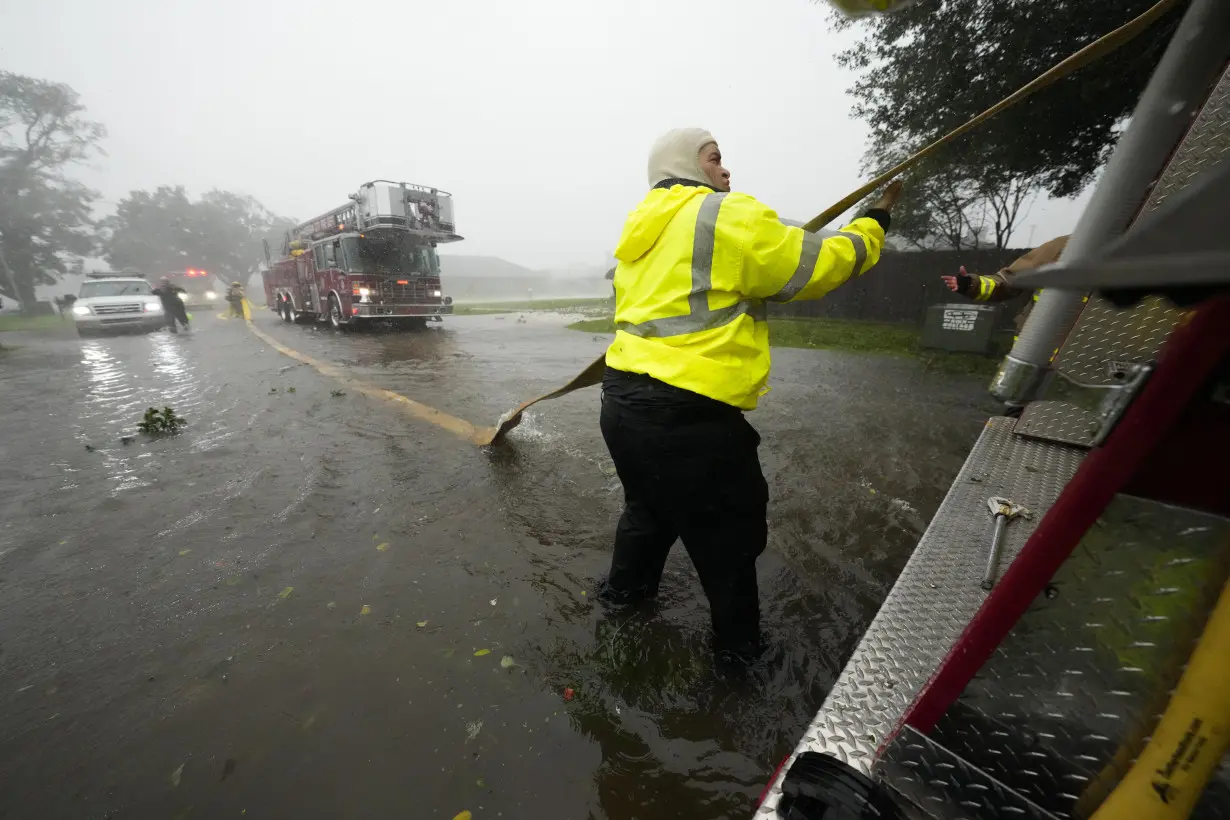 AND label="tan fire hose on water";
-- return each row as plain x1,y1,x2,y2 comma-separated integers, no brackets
480,0,1180,446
